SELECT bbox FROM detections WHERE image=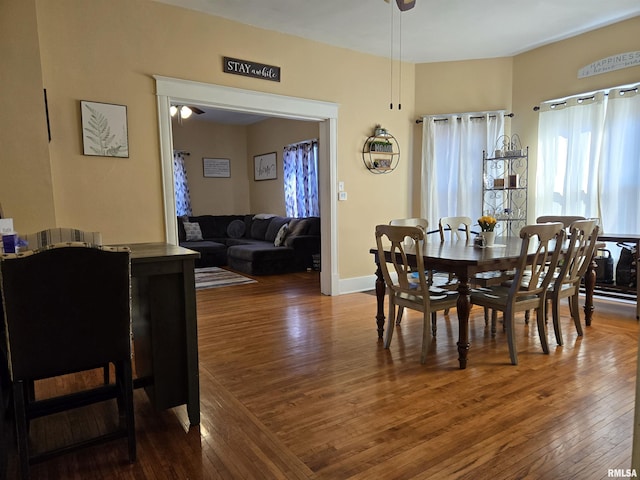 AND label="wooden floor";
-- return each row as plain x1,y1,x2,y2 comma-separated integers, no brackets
3,271,639,479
